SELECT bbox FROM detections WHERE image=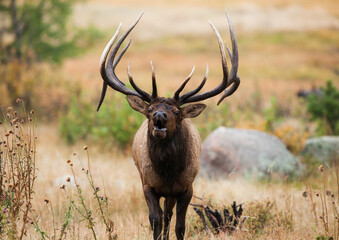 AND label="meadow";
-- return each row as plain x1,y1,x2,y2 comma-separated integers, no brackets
0,0,338,239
